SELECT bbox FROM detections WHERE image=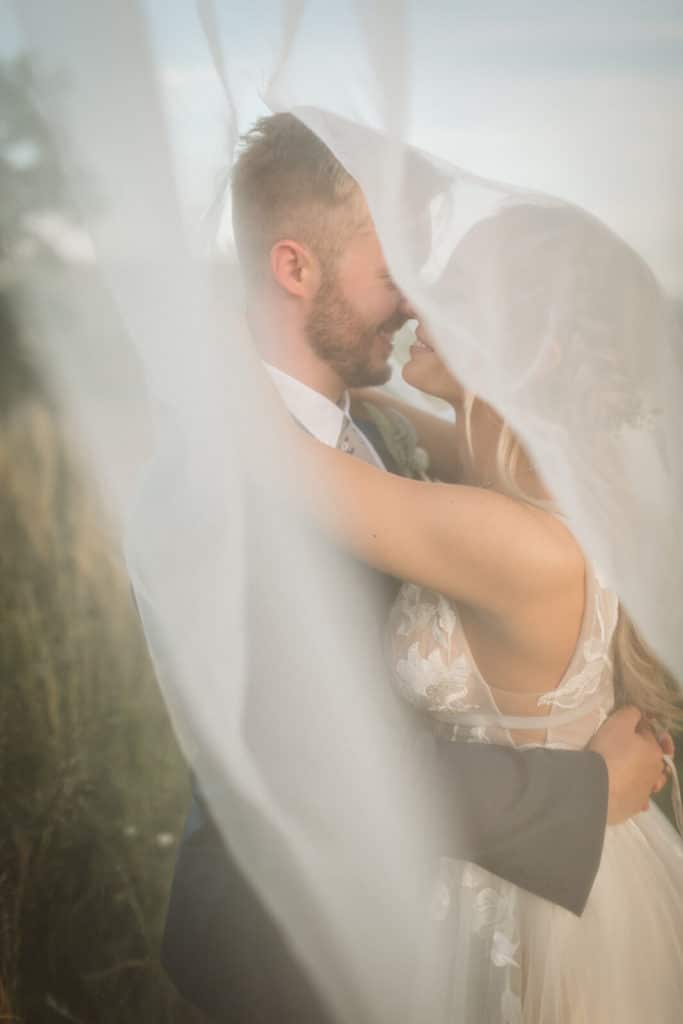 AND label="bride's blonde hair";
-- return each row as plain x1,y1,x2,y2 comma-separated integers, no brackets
462,390,683,731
